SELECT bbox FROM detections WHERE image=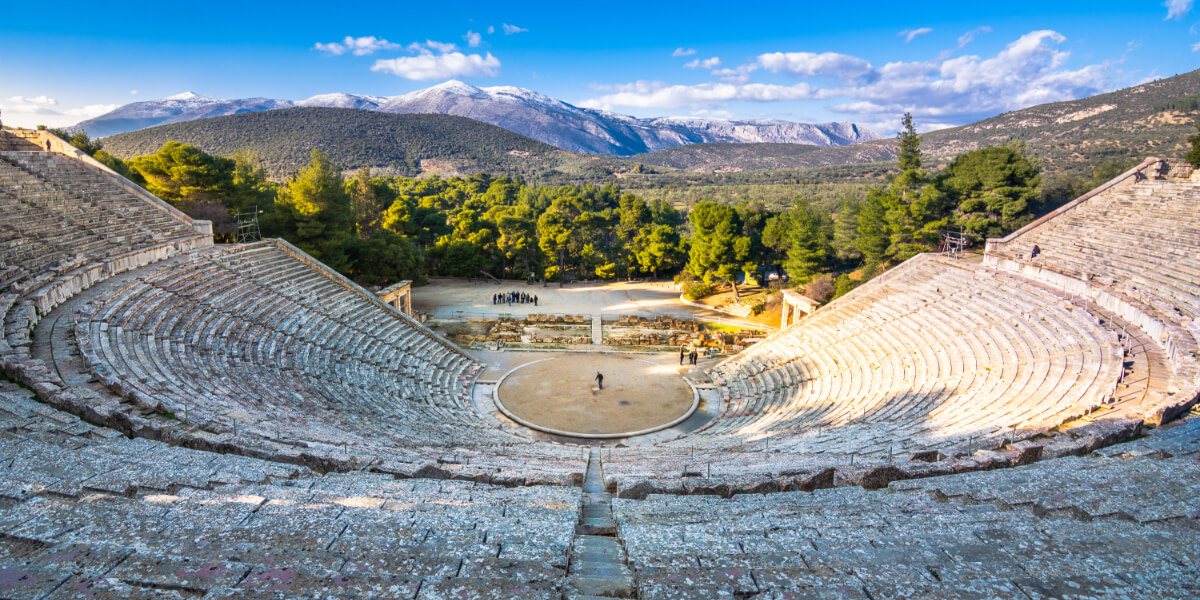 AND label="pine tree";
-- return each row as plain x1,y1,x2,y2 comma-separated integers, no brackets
350,168,380,241
897,112,922,172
